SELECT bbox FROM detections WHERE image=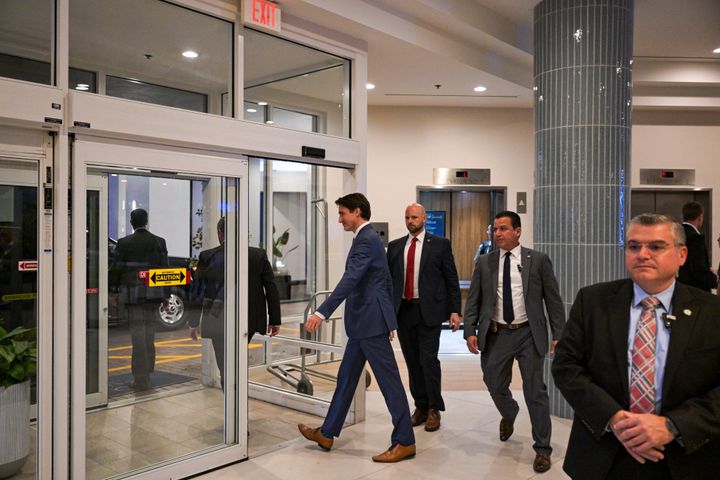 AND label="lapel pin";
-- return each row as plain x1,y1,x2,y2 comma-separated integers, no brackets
683,309,692,316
